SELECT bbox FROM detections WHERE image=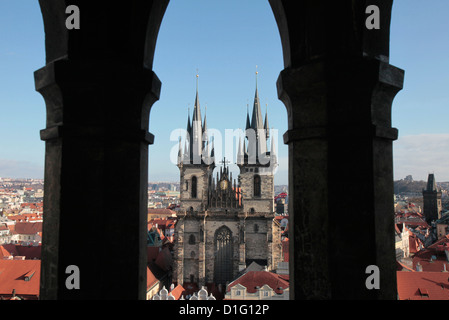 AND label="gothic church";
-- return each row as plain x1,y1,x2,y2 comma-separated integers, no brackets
173,75,282,288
